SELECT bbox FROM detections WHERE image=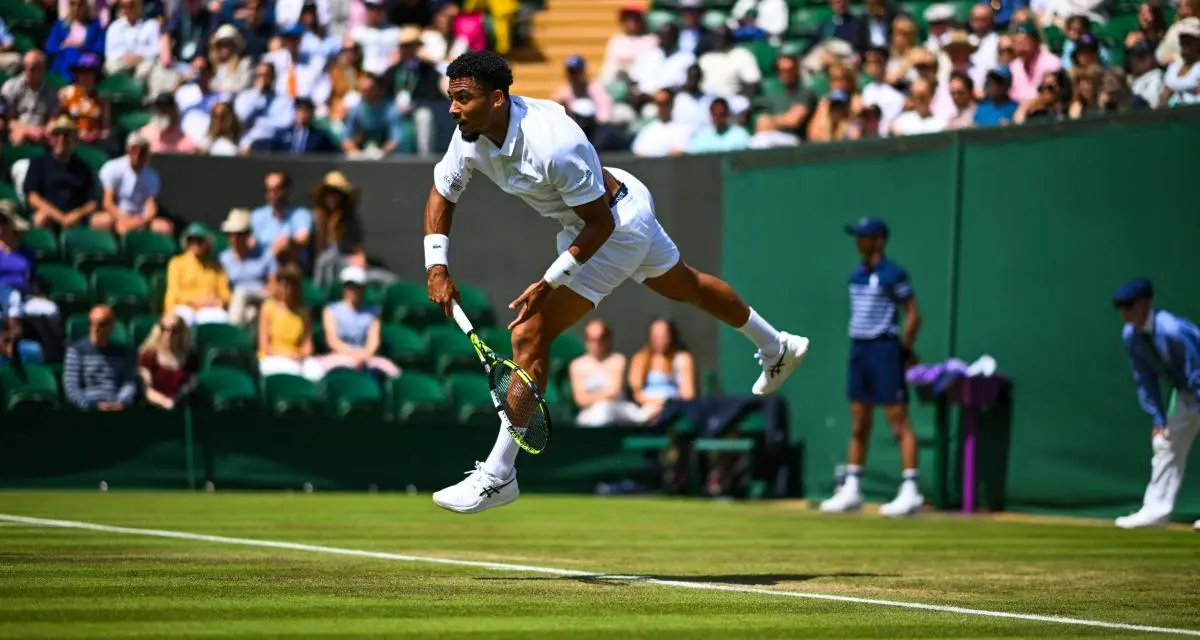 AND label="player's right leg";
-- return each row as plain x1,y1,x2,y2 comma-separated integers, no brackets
432,284,594,515
822,401,871,513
